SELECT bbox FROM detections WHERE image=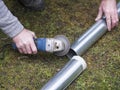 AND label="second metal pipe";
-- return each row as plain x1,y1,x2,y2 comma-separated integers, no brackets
68,2,120,58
